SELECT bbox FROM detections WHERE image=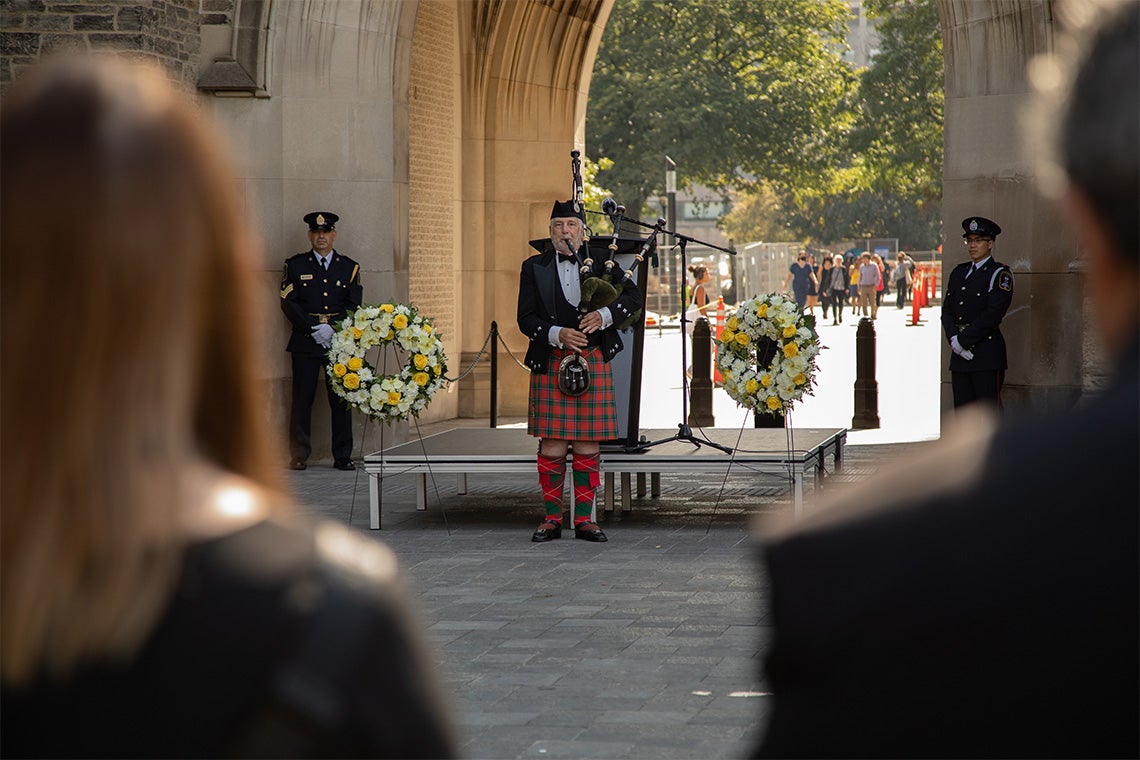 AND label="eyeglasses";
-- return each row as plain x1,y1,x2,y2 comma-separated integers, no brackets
963,238,990,245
